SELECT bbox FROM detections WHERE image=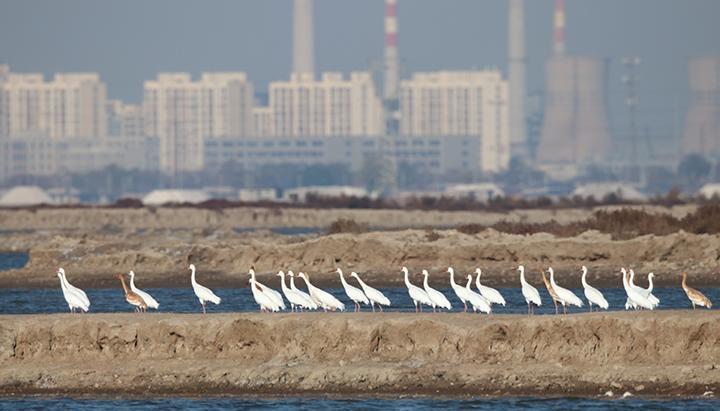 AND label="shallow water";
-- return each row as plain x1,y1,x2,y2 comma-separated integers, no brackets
0,252,715,314
0,396,716,410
